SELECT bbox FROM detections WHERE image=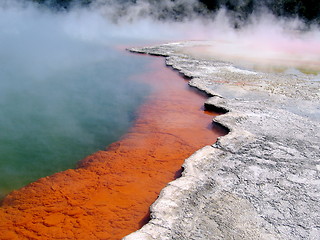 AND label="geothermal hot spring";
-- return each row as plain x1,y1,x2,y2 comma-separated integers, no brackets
0,2,227,239
1,1,320,239
0,2,199,198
